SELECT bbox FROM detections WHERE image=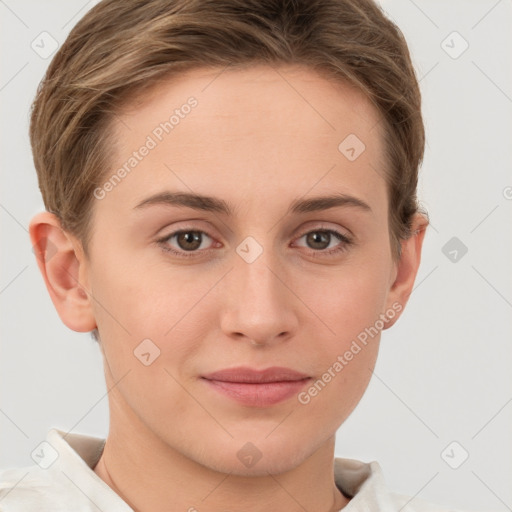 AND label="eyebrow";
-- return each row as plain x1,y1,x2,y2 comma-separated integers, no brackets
133,191,372,215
